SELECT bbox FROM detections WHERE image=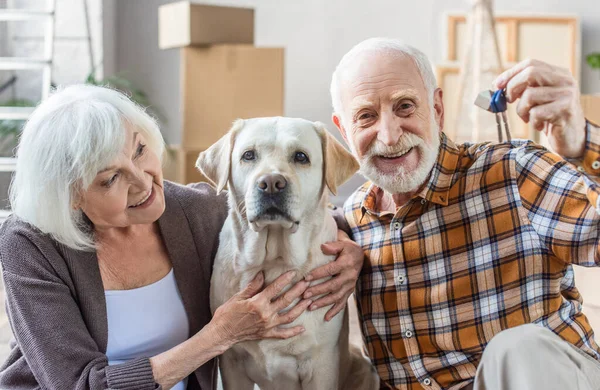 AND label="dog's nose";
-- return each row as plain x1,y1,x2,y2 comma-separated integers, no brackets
257,174,287,194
